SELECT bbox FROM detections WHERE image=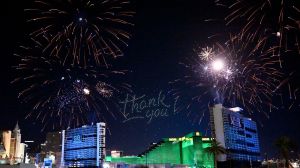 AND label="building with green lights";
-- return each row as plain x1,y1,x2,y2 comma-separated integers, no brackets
105,132,214,168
